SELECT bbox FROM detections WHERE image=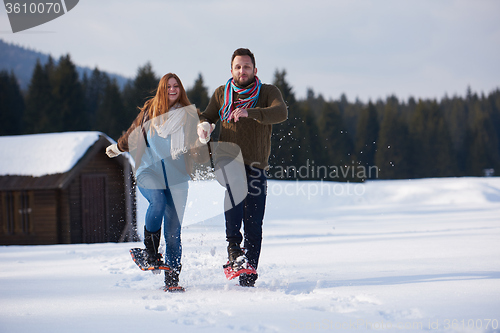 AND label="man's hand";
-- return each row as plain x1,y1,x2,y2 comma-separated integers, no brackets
197,122,216,144
228,108,248,122
105,144,122,158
